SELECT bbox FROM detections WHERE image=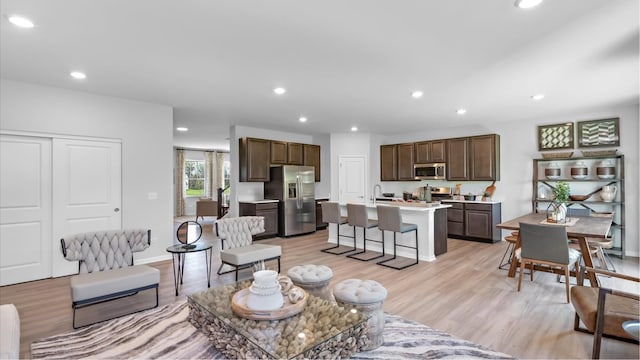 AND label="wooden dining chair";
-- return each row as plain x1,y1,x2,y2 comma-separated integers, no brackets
516,222,581,303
